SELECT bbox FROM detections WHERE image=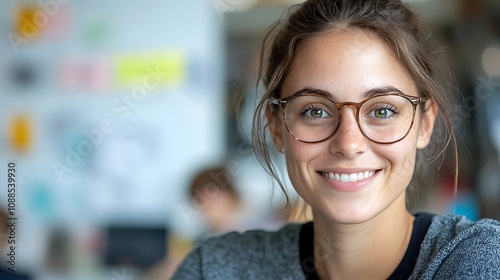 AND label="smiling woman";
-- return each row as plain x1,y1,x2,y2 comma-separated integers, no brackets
267,29,435,226
172,0,500,279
